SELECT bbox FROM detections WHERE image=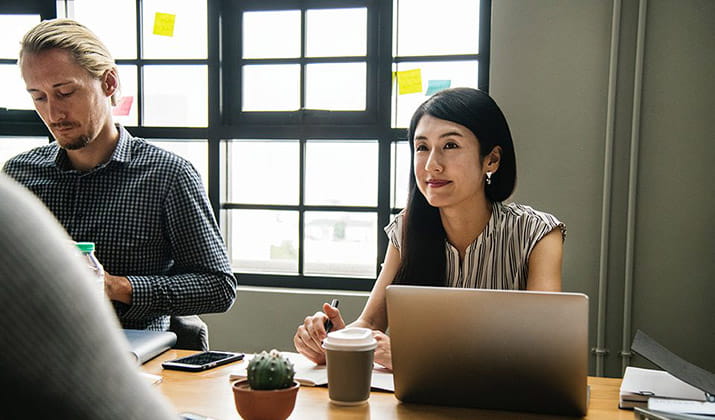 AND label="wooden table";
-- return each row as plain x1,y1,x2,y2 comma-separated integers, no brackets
144,350,634,420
